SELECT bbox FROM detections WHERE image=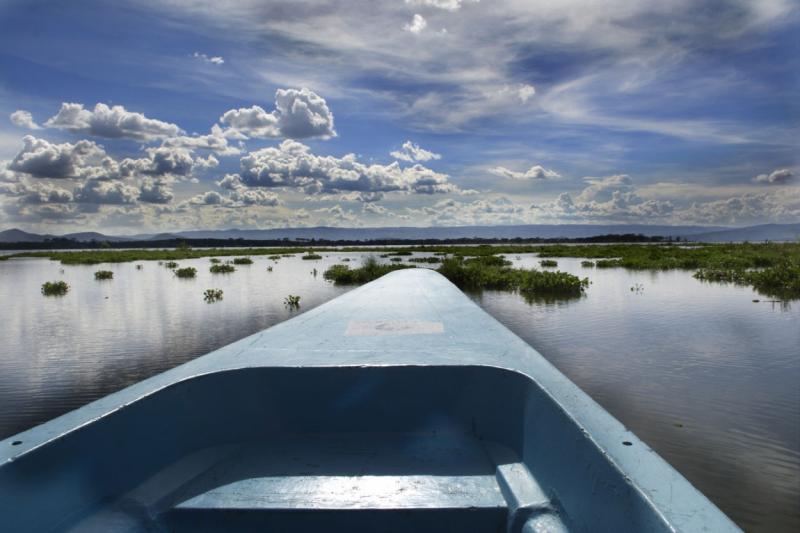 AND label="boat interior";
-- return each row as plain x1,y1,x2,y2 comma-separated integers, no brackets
2,365,668,532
